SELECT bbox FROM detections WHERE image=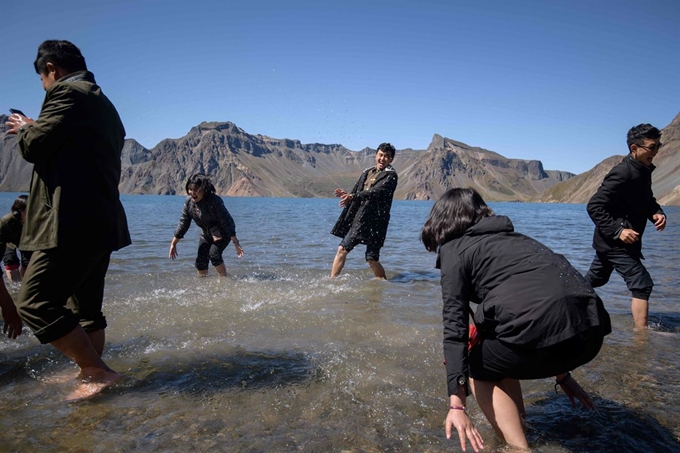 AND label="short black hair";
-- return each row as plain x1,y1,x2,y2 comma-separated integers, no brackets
34,40,87,75
185,174,216,195
11,194,28,218
627,124,661,149
421,188,494,251
377,142,396,158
